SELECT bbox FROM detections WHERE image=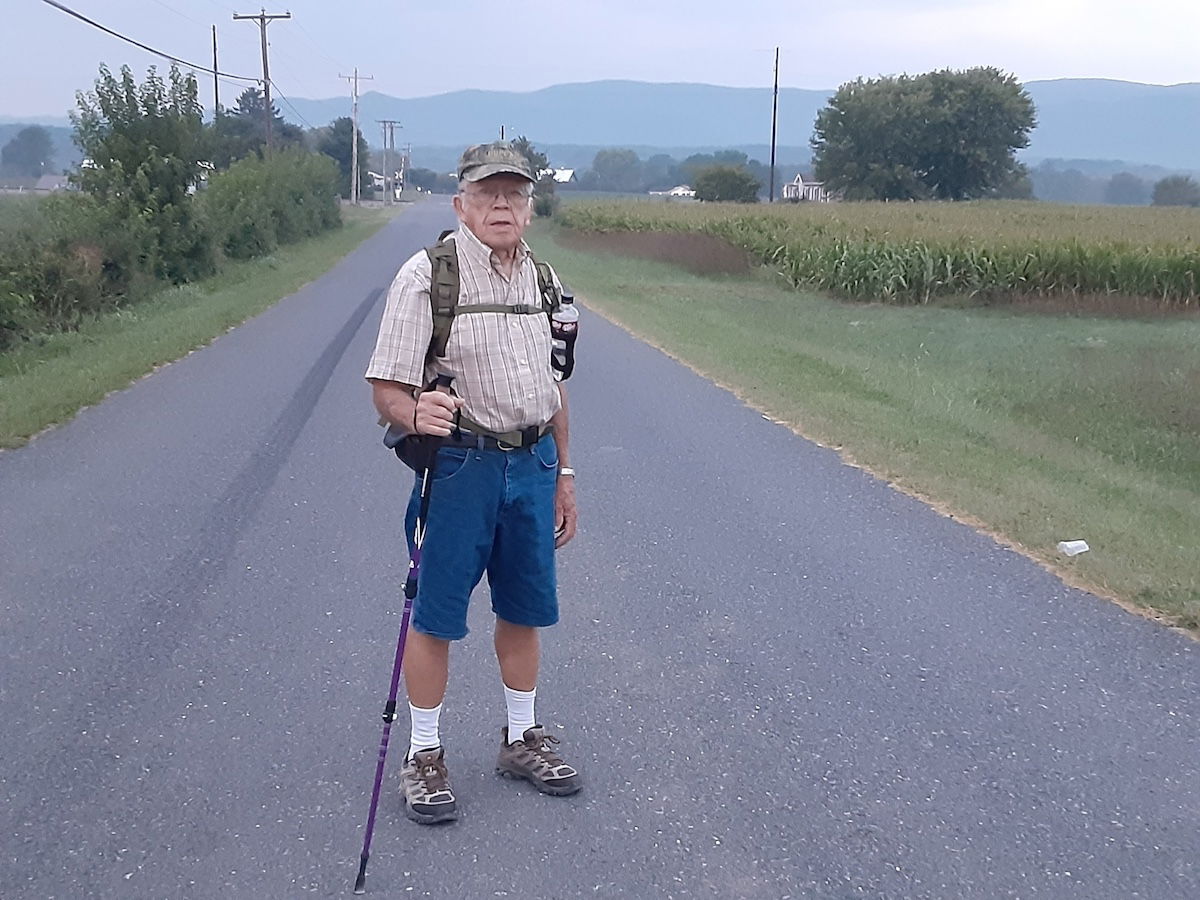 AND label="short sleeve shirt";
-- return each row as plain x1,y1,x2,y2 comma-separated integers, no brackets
365,224,562,434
